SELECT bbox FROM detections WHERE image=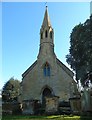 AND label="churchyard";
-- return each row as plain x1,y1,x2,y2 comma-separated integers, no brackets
1,115,92,120
2,3,92,120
